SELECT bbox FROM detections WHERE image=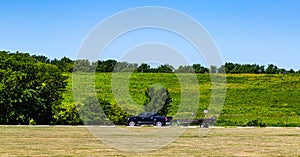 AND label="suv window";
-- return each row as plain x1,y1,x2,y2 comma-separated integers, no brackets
138,112,146,117
145,112,153,117
139,112,155,117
